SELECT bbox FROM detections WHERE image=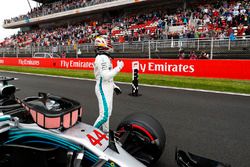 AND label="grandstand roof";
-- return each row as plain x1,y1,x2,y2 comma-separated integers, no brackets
32,0,60,4
4,0,178,29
